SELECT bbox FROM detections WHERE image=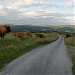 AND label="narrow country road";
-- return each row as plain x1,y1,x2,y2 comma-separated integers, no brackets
0,35,72,75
